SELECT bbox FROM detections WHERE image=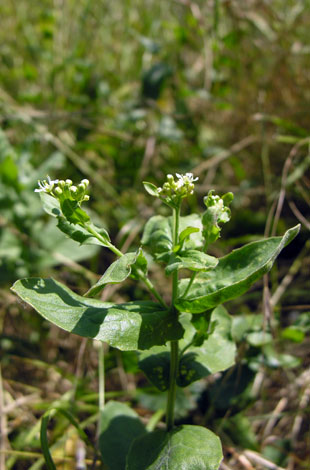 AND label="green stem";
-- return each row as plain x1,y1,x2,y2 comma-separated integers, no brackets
85,225,123,257
166,205,180,431
140,272,168,309
166,340,178,431
97,342,105,439
98,342,105,413
182,272,197,298
172,206,180,305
